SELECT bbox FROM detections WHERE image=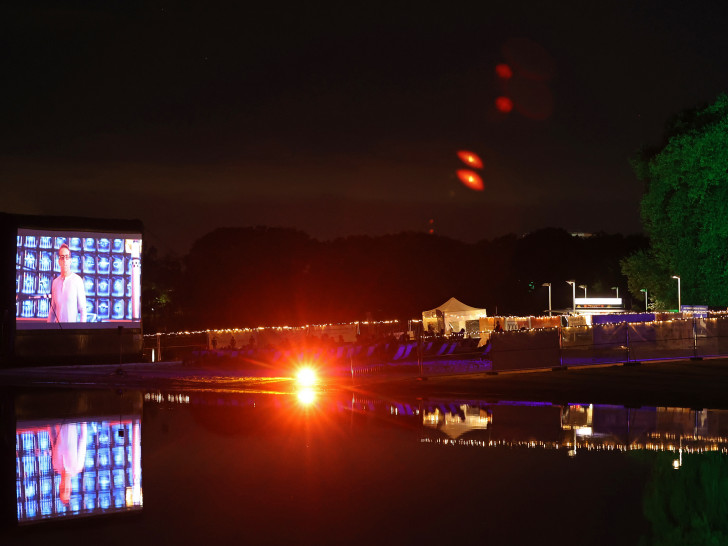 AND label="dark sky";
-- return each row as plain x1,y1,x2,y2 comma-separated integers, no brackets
3,1,728,254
